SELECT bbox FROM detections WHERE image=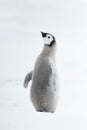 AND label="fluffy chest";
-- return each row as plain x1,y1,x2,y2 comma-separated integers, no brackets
32,55,57,89
48,59,57,88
